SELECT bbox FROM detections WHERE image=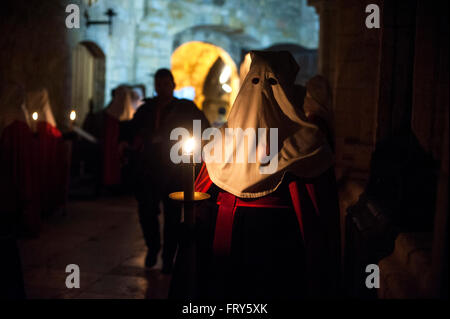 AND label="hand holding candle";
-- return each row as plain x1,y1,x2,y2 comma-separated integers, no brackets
169,136,209,202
